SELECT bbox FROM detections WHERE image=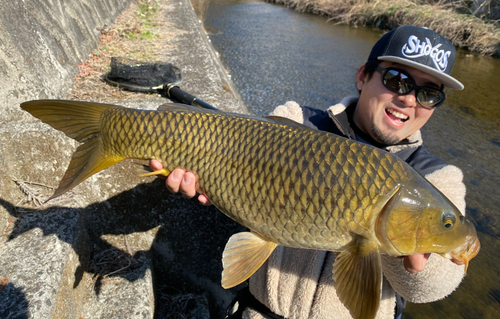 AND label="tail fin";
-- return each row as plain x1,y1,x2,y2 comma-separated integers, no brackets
21,100,124,200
